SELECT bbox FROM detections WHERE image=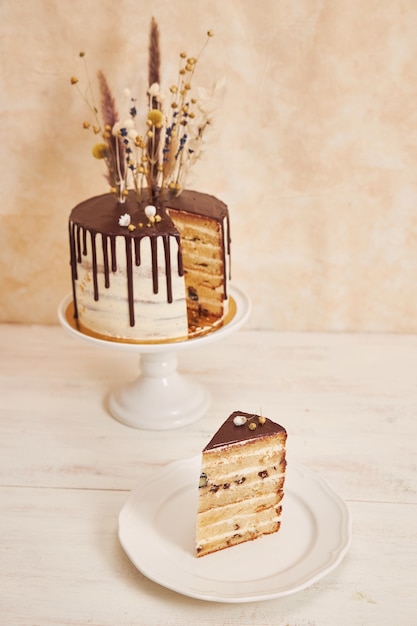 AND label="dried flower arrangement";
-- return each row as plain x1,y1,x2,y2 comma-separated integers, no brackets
70,18,219,204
